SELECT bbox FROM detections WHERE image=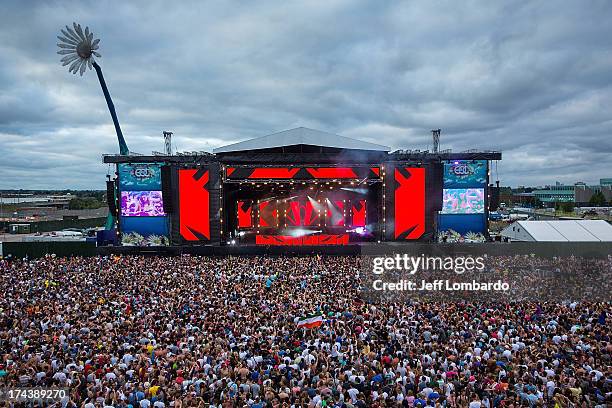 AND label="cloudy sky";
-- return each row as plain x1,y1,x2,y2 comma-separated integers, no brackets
1,1,611,189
